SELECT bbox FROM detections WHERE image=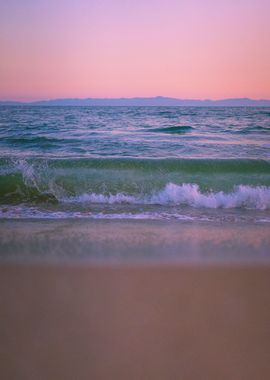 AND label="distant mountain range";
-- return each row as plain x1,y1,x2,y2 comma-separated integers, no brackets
1,96,270,106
